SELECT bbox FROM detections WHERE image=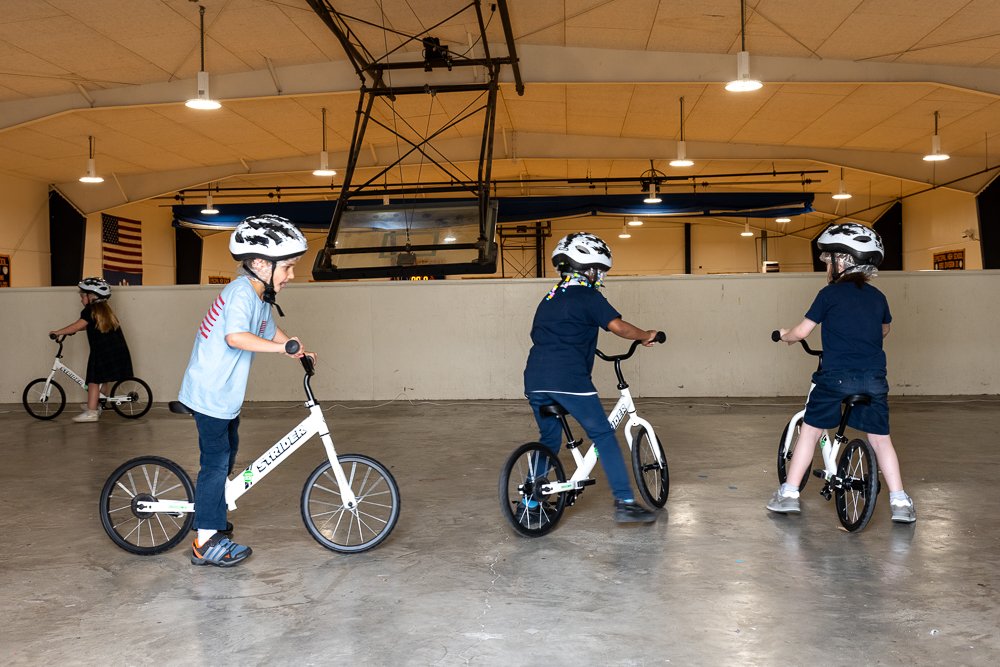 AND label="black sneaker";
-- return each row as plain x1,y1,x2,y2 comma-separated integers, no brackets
614,499,657,523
